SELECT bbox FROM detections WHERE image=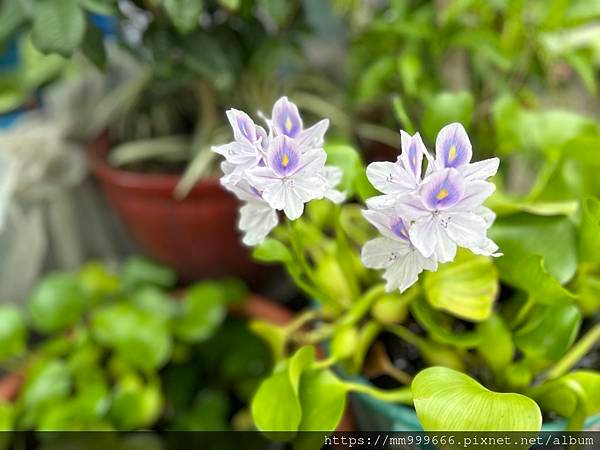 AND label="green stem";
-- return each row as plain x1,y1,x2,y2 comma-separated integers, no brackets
285,310,320,335
338,284,386,328
344,381,413,404
385,324,428,349
545,324,600,380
